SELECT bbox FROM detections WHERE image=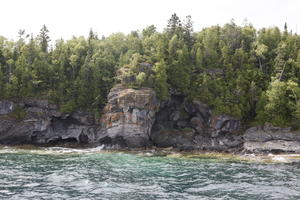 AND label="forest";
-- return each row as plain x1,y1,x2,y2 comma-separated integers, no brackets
1,14,300,128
